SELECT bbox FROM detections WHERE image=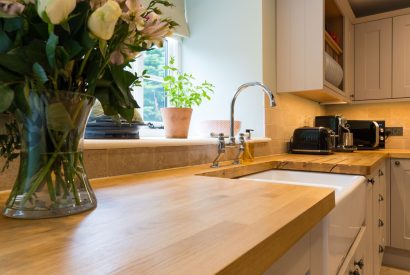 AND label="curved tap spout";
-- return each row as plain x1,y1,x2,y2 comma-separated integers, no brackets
229,82,276,144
